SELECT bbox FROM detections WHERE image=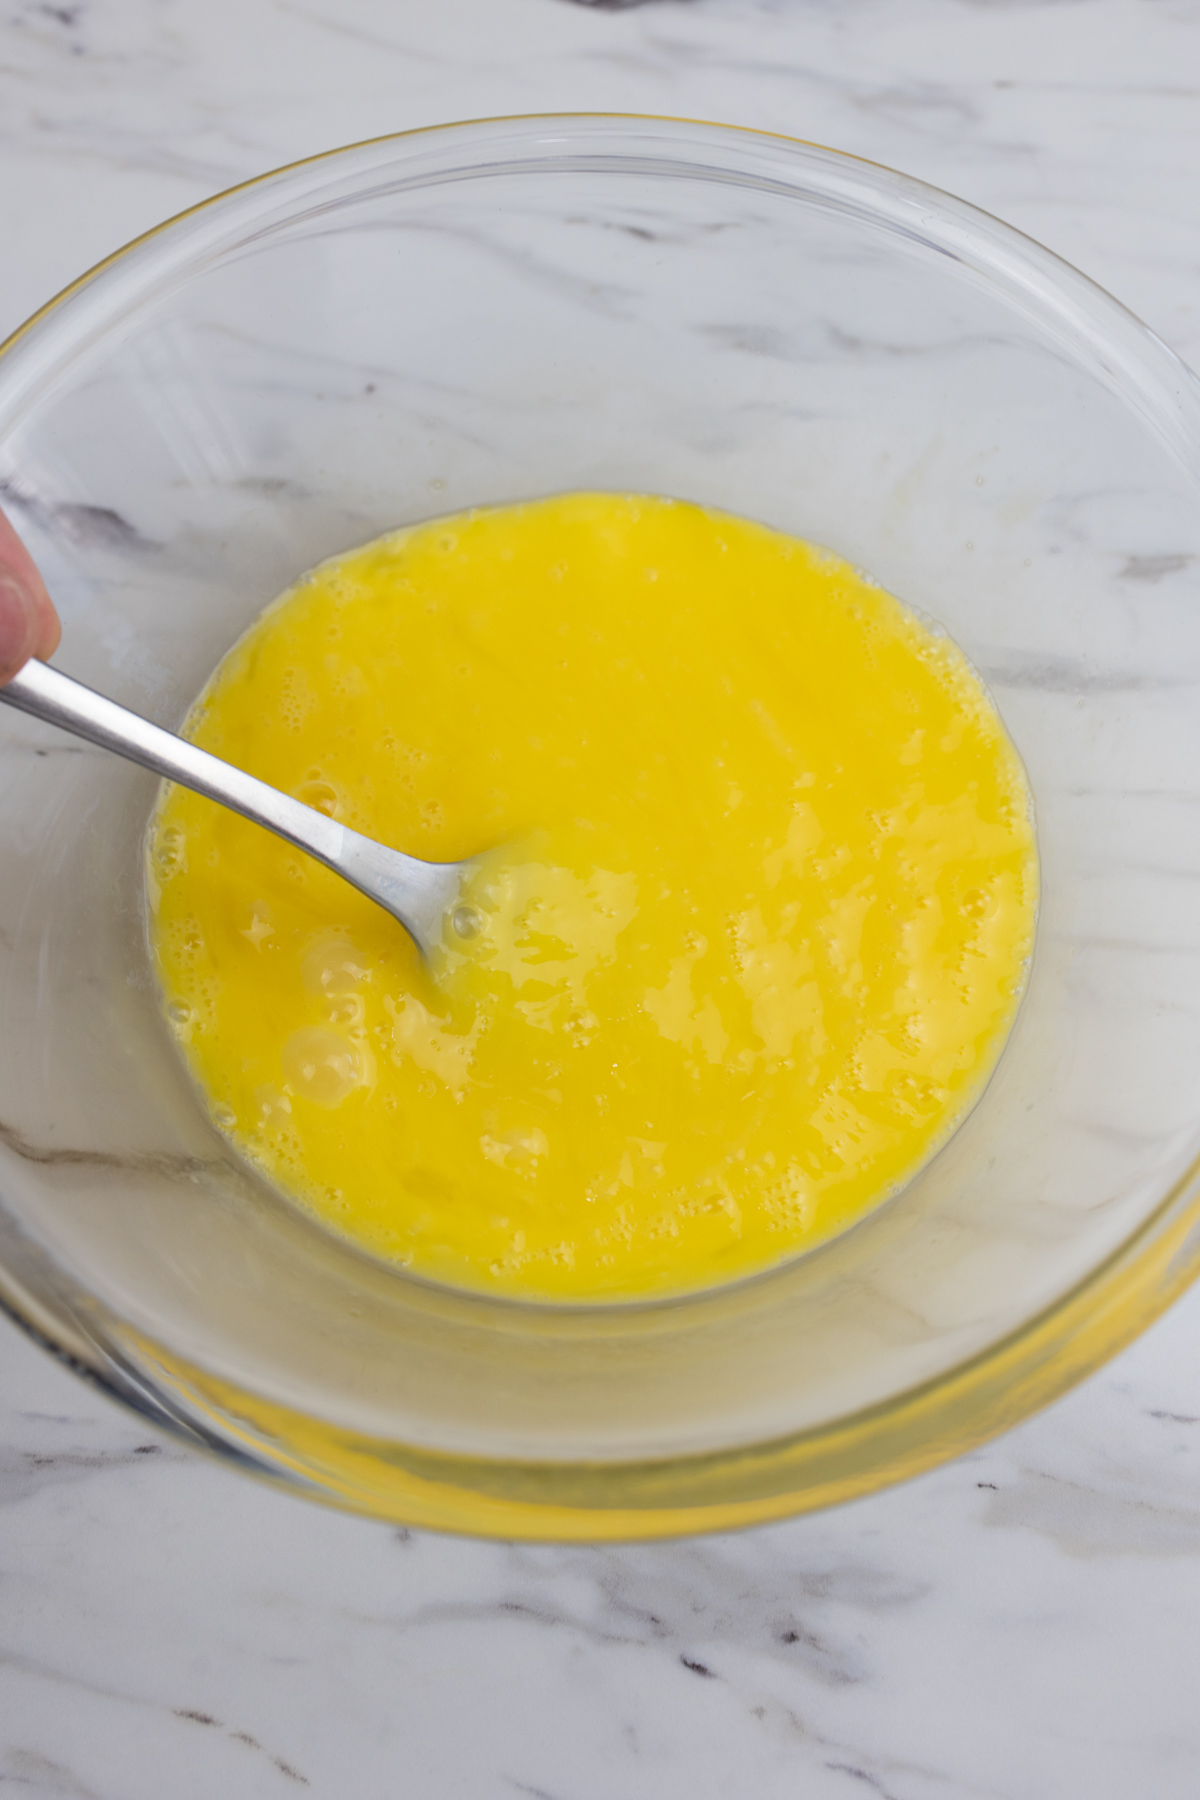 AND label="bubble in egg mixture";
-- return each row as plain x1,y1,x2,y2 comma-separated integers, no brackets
281,1027,371,1108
